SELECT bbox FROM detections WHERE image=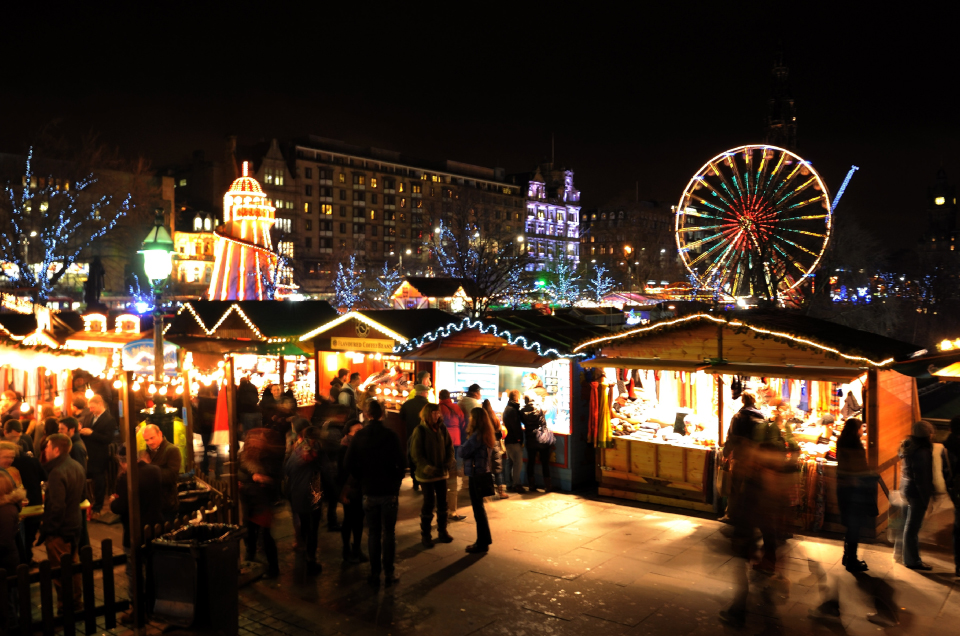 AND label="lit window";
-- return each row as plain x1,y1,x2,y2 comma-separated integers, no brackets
371,178,378,188
369,210,376,220
193,216,202,231
935,196,946,206
412,184,422,194
399,183,405,193
401,198,407,208
203,217,212,232
179,179,187,187
339,173,345,183
321,204,332,215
